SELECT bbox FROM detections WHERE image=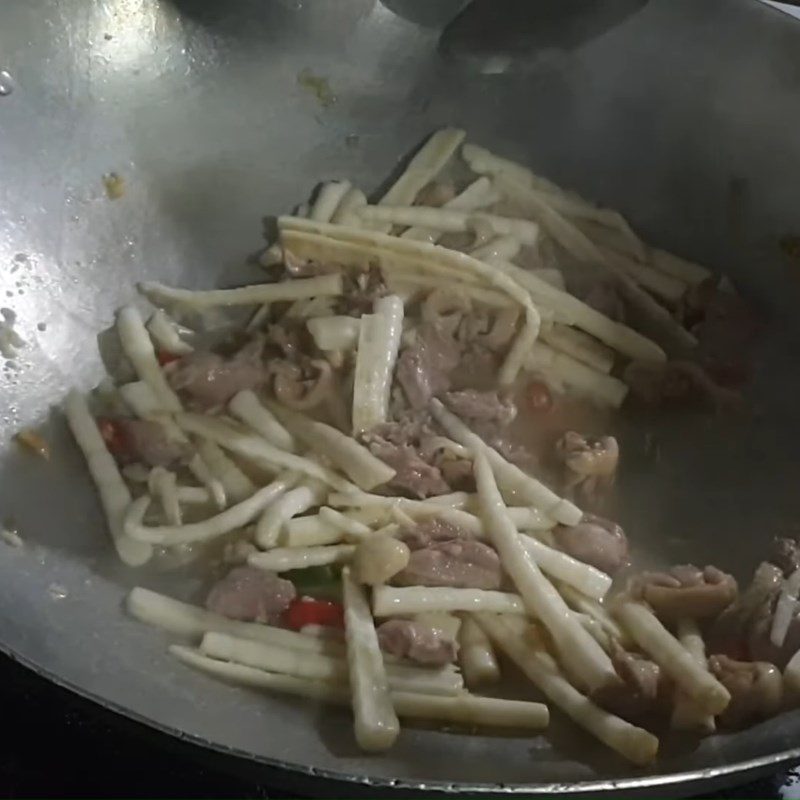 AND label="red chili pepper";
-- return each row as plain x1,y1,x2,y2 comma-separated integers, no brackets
284,597,345,631
157,350,181,367
97,417,129,459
